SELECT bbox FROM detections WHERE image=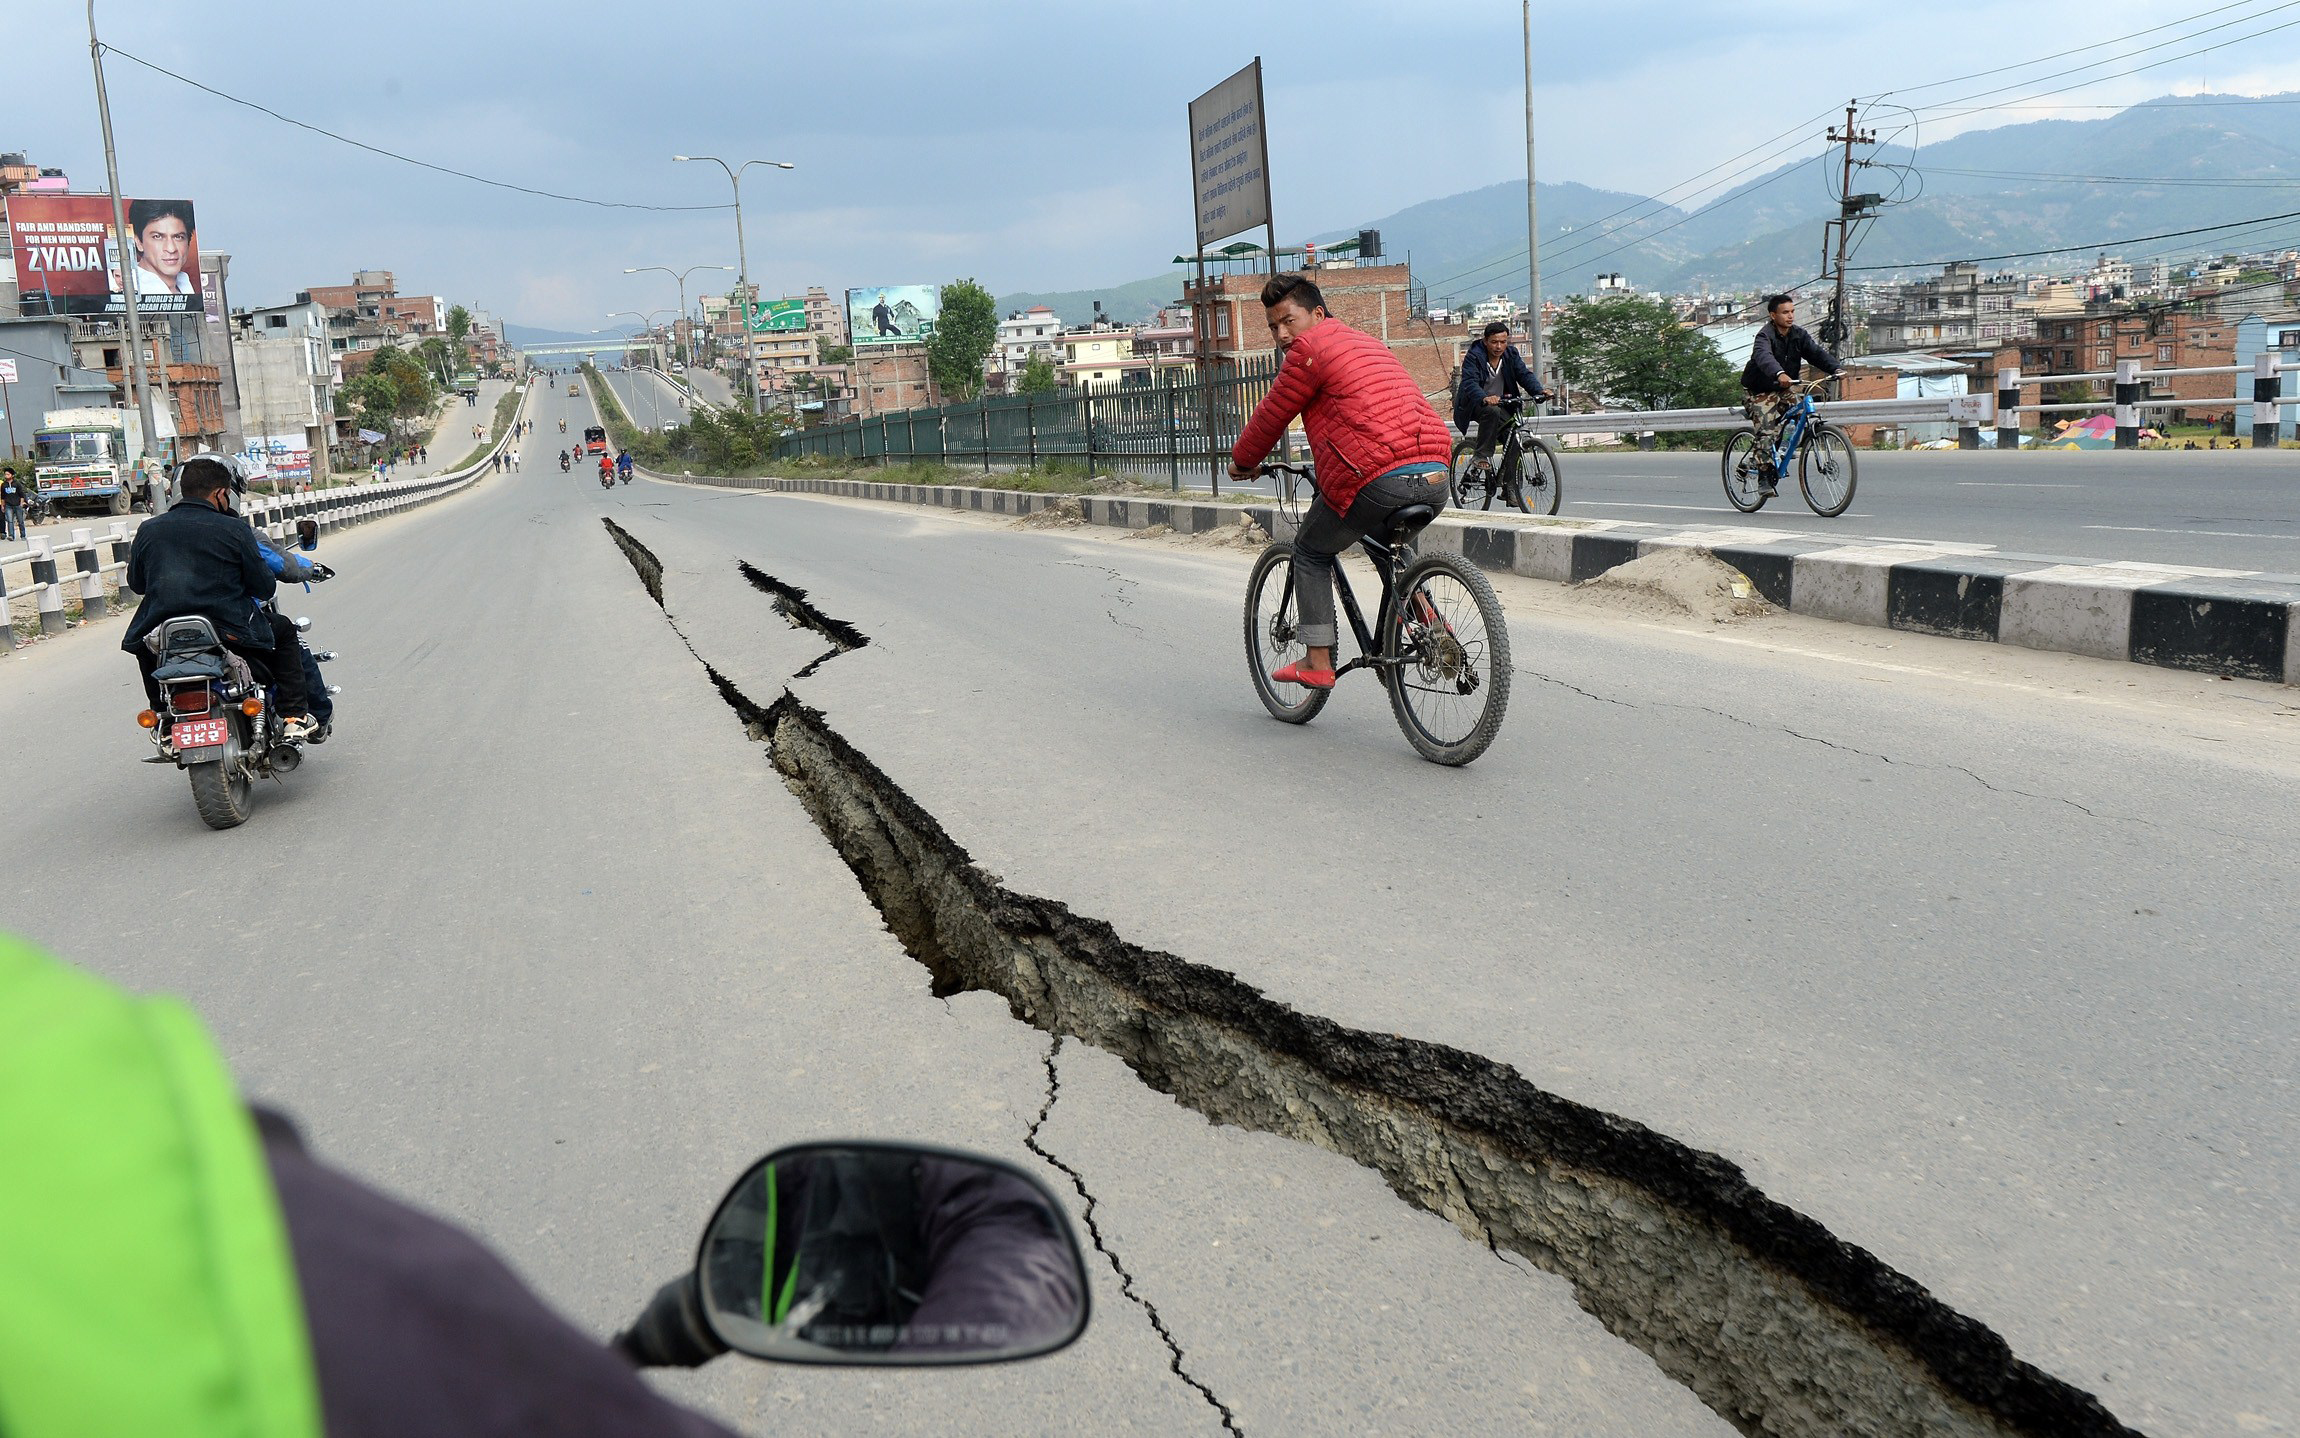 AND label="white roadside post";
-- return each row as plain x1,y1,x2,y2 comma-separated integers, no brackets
70,526,107,618
1996,364,2021,453
2114,358,2140,450
29,536,66,634
2252,352,2279,450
